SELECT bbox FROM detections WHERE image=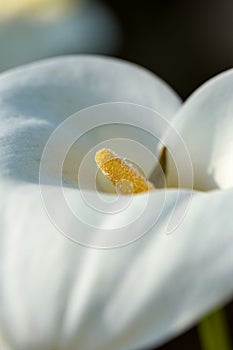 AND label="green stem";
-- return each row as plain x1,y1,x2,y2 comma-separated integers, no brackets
198,308,232,350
